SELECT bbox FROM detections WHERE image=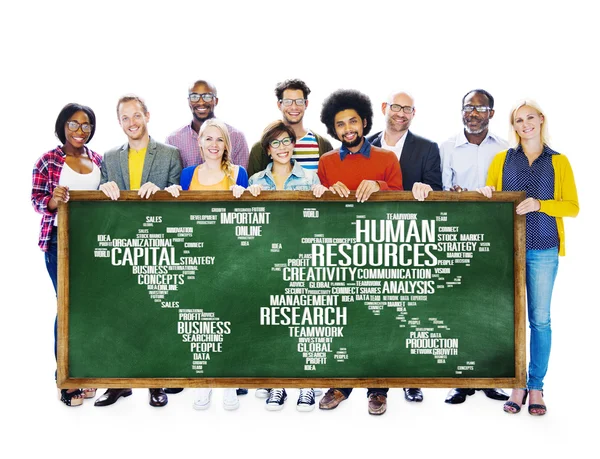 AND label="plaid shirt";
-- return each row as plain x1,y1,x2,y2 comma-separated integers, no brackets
31,146,103,251
165,122,250,169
